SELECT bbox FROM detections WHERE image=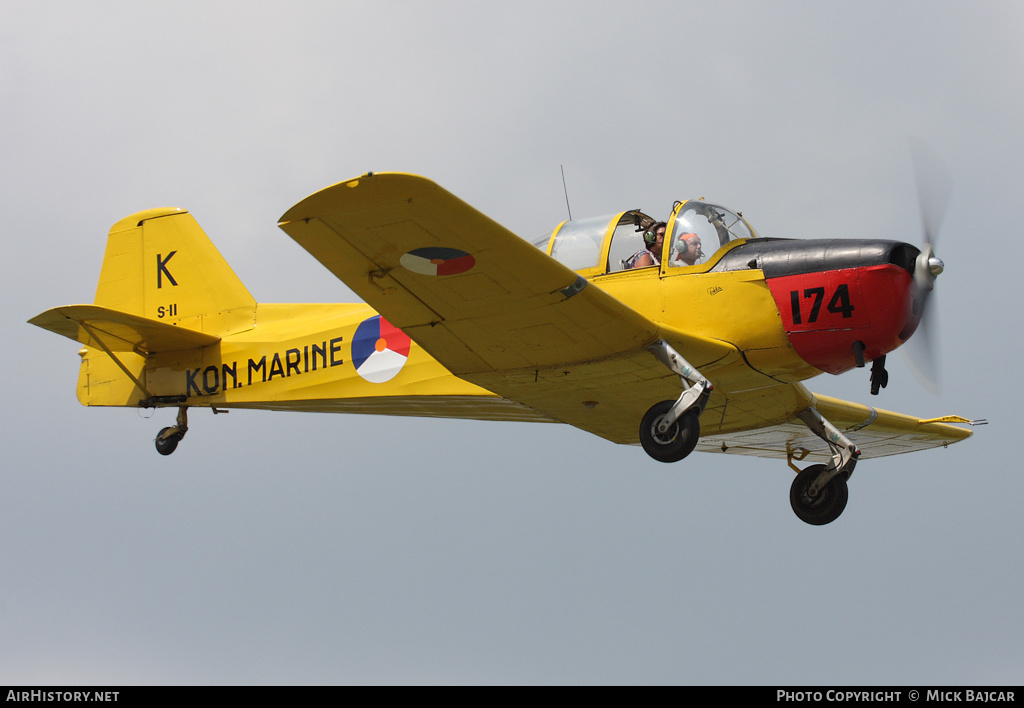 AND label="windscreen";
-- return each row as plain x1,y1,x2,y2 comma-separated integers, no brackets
668,201,755,267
